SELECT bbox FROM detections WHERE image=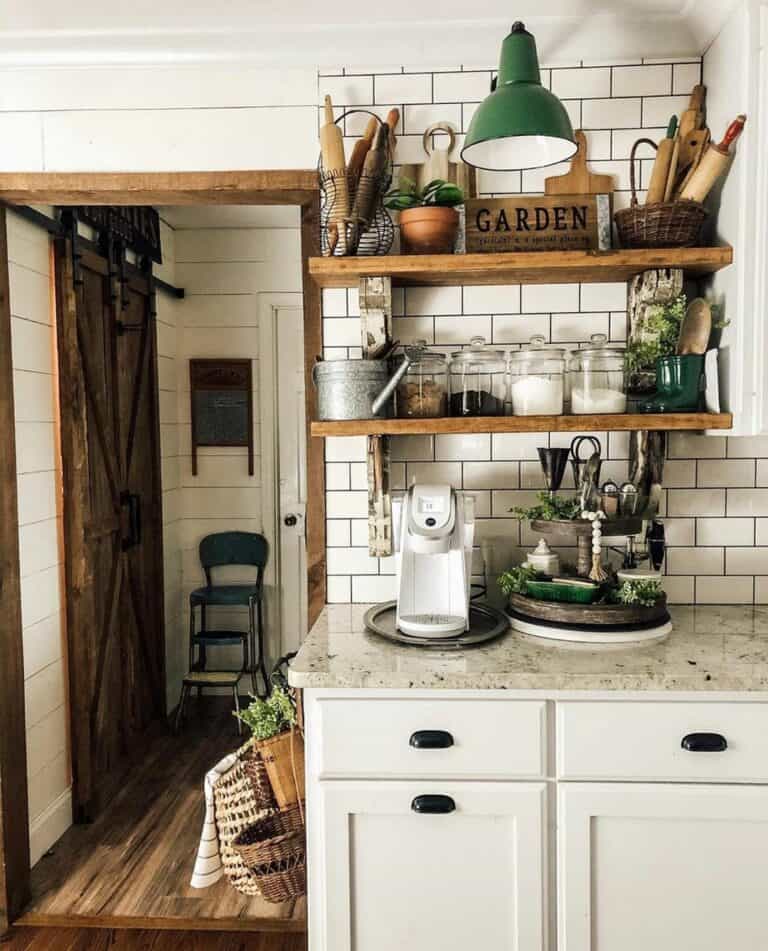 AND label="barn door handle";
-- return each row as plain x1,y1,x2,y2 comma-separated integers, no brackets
121,492,142,550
